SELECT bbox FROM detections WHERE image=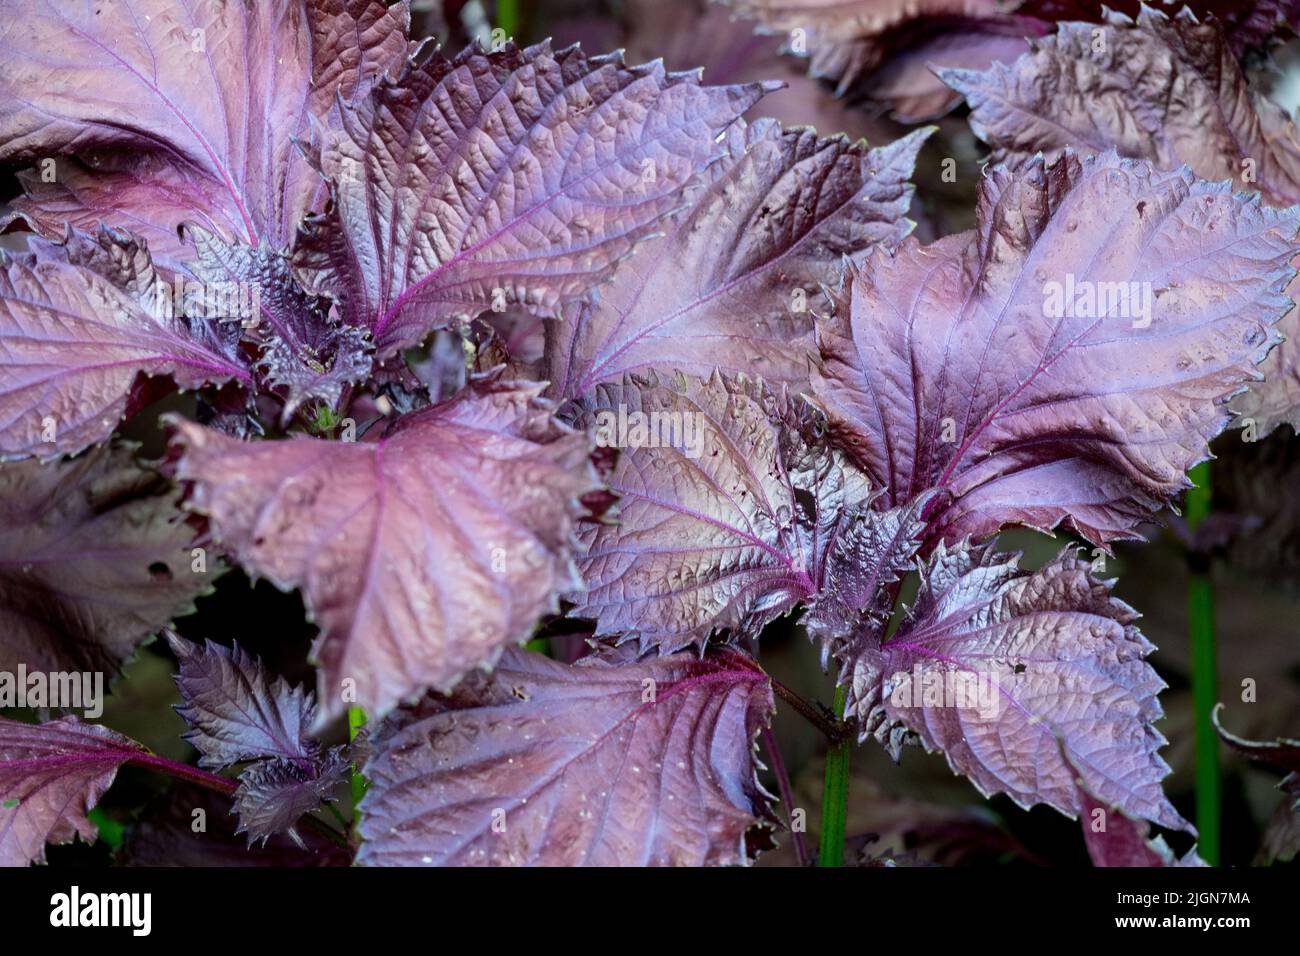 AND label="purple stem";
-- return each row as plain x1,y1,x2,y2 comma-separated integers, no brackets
126,752,237,795
762,727,810,867
125,752,350,850
769,676,846,742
